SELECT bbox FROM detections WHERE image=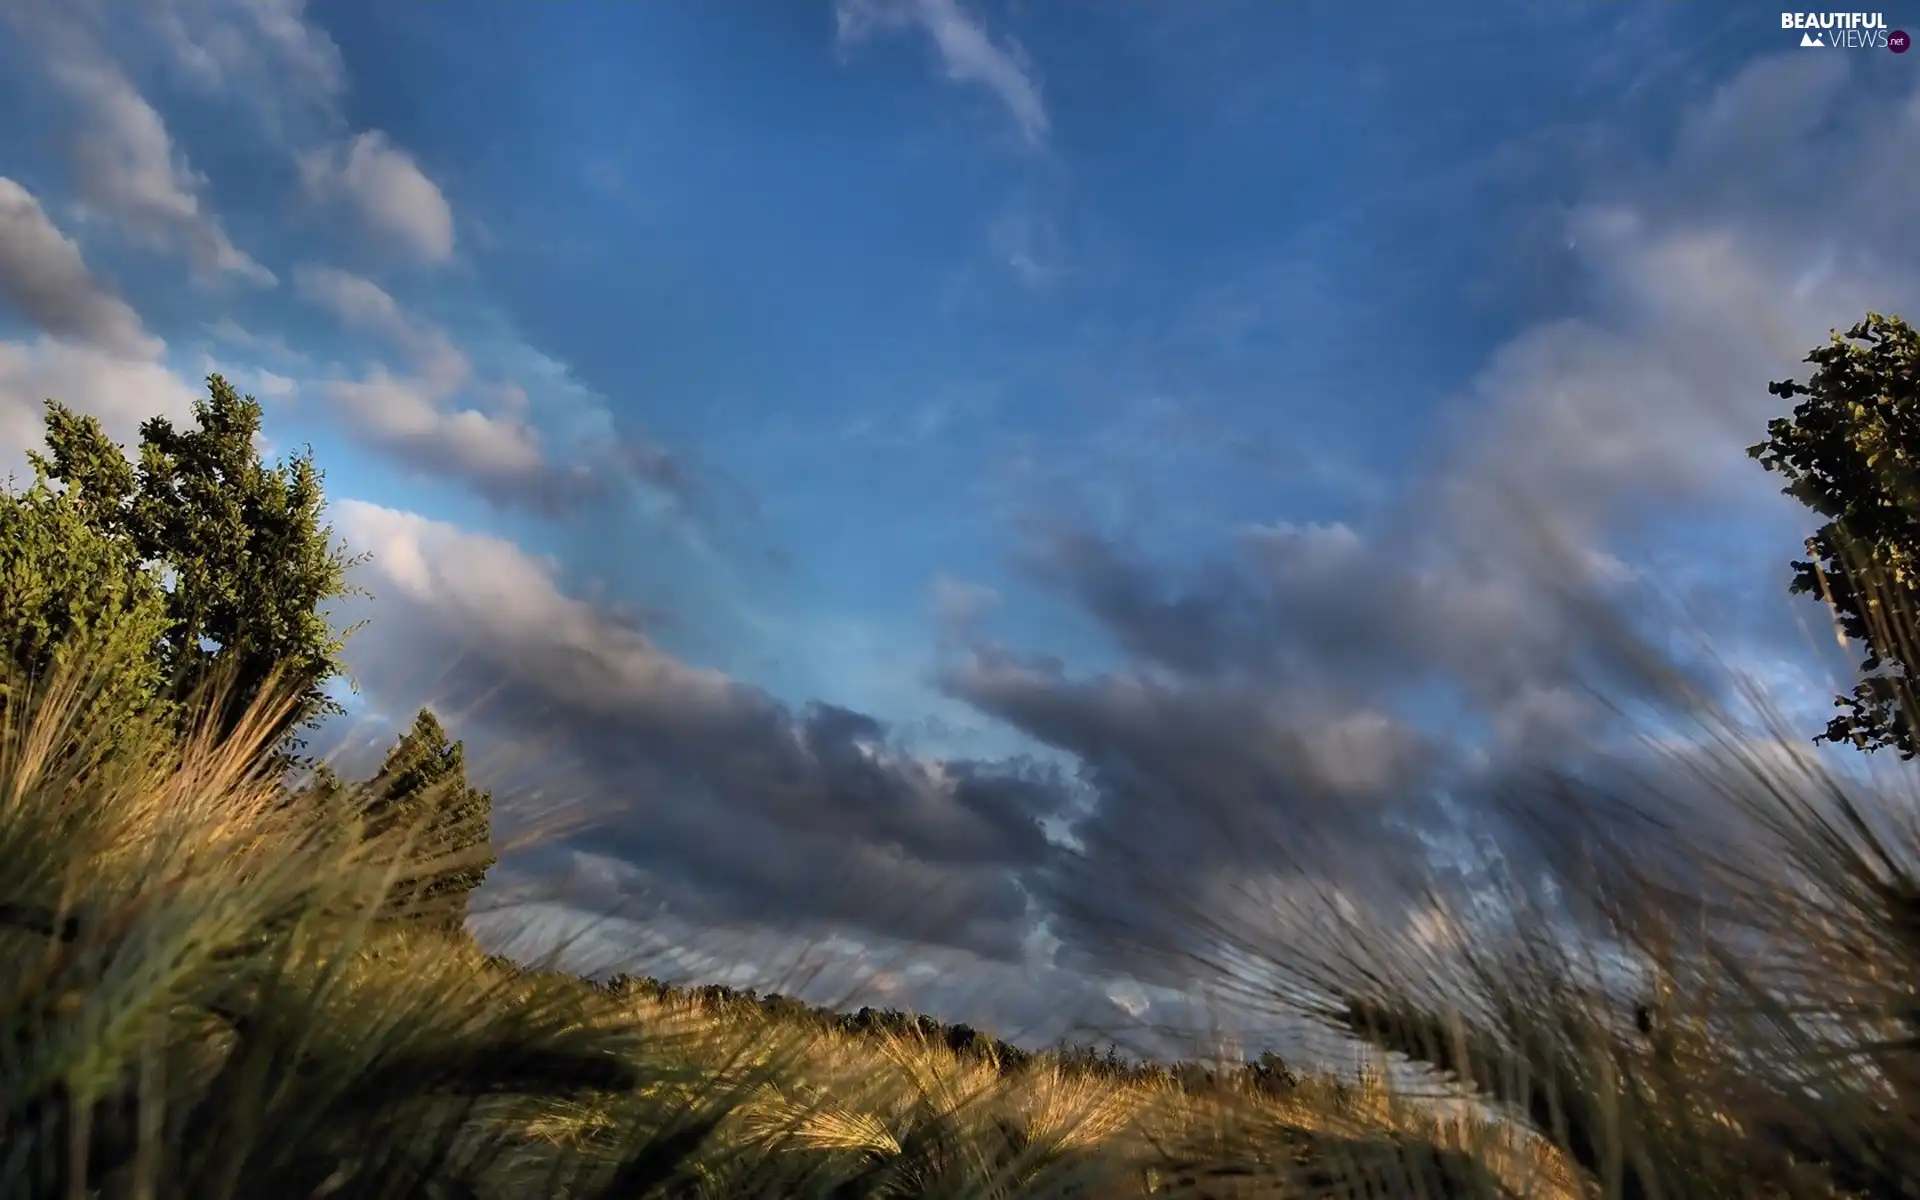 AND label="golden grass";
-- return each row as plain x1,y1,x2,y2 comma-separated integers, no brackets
17,643,1907,1198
